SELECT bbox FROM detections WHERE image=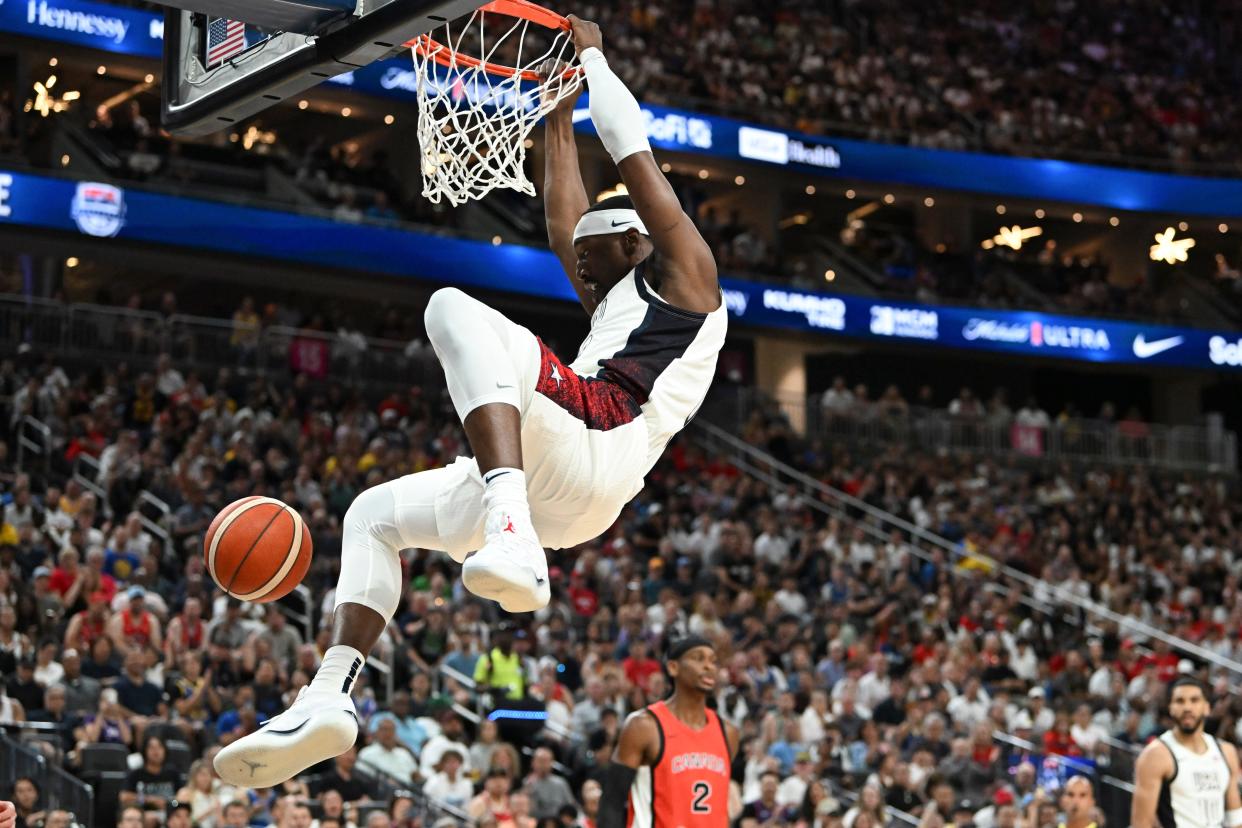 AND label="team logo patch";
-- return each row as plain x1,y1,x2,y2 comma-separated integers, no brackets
71,182,126,237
